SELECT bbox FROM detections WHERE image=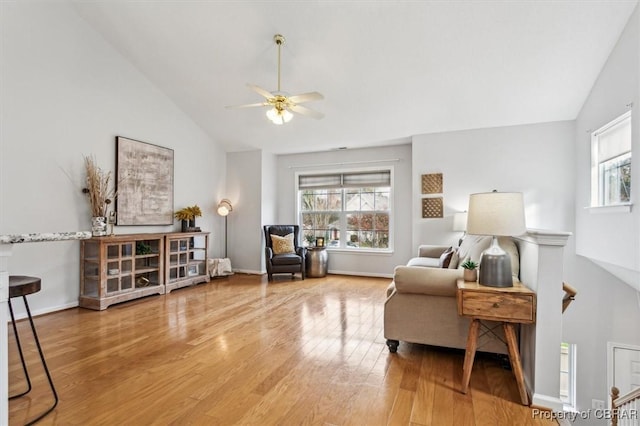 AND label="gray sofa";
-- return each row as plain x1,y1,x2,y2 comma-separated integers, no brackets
383,235,519,354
